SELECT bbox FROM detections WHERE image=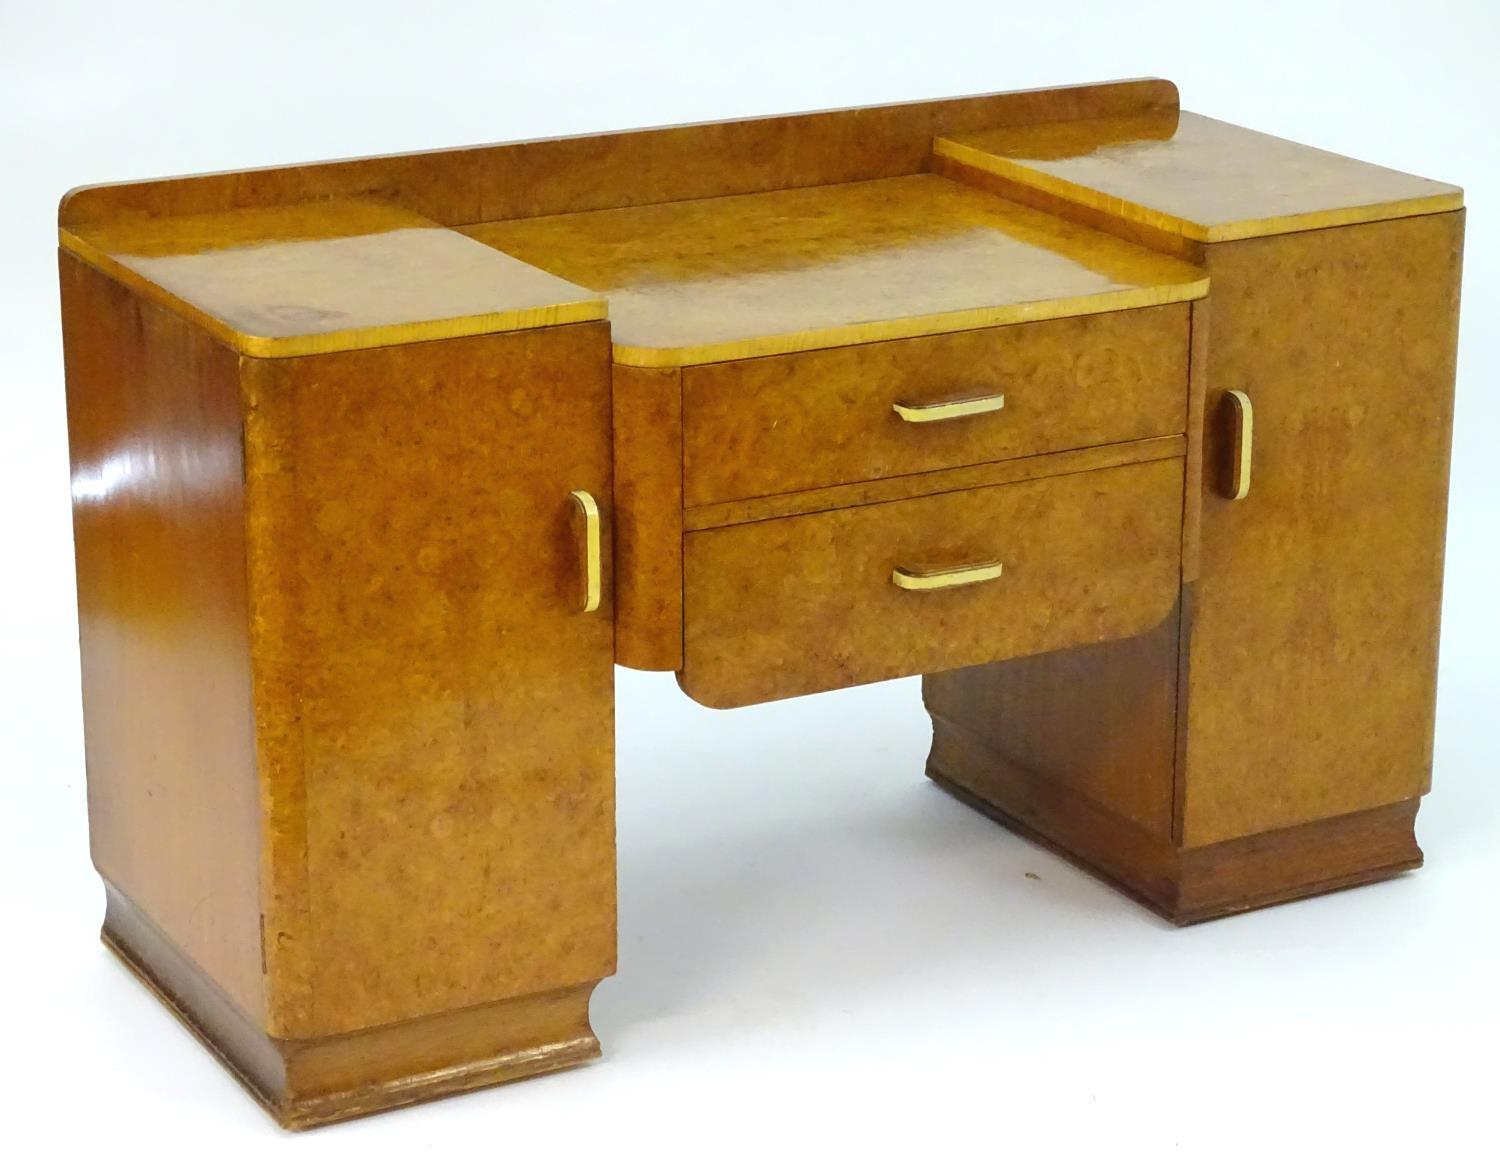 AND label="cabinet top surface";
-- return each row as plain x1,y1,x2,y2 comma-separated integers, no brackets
463,174,1207,367
60,200,607,357
935,111,1463,242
